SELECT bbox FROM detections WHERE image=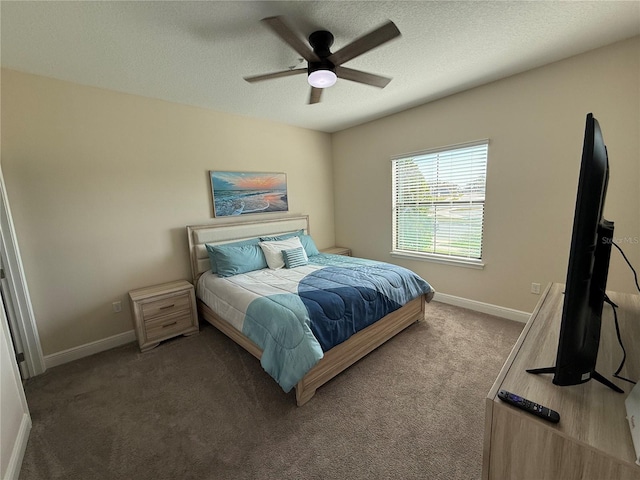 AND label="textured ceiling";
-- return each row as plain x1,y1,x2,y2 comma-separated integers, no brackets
2,1,639,133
